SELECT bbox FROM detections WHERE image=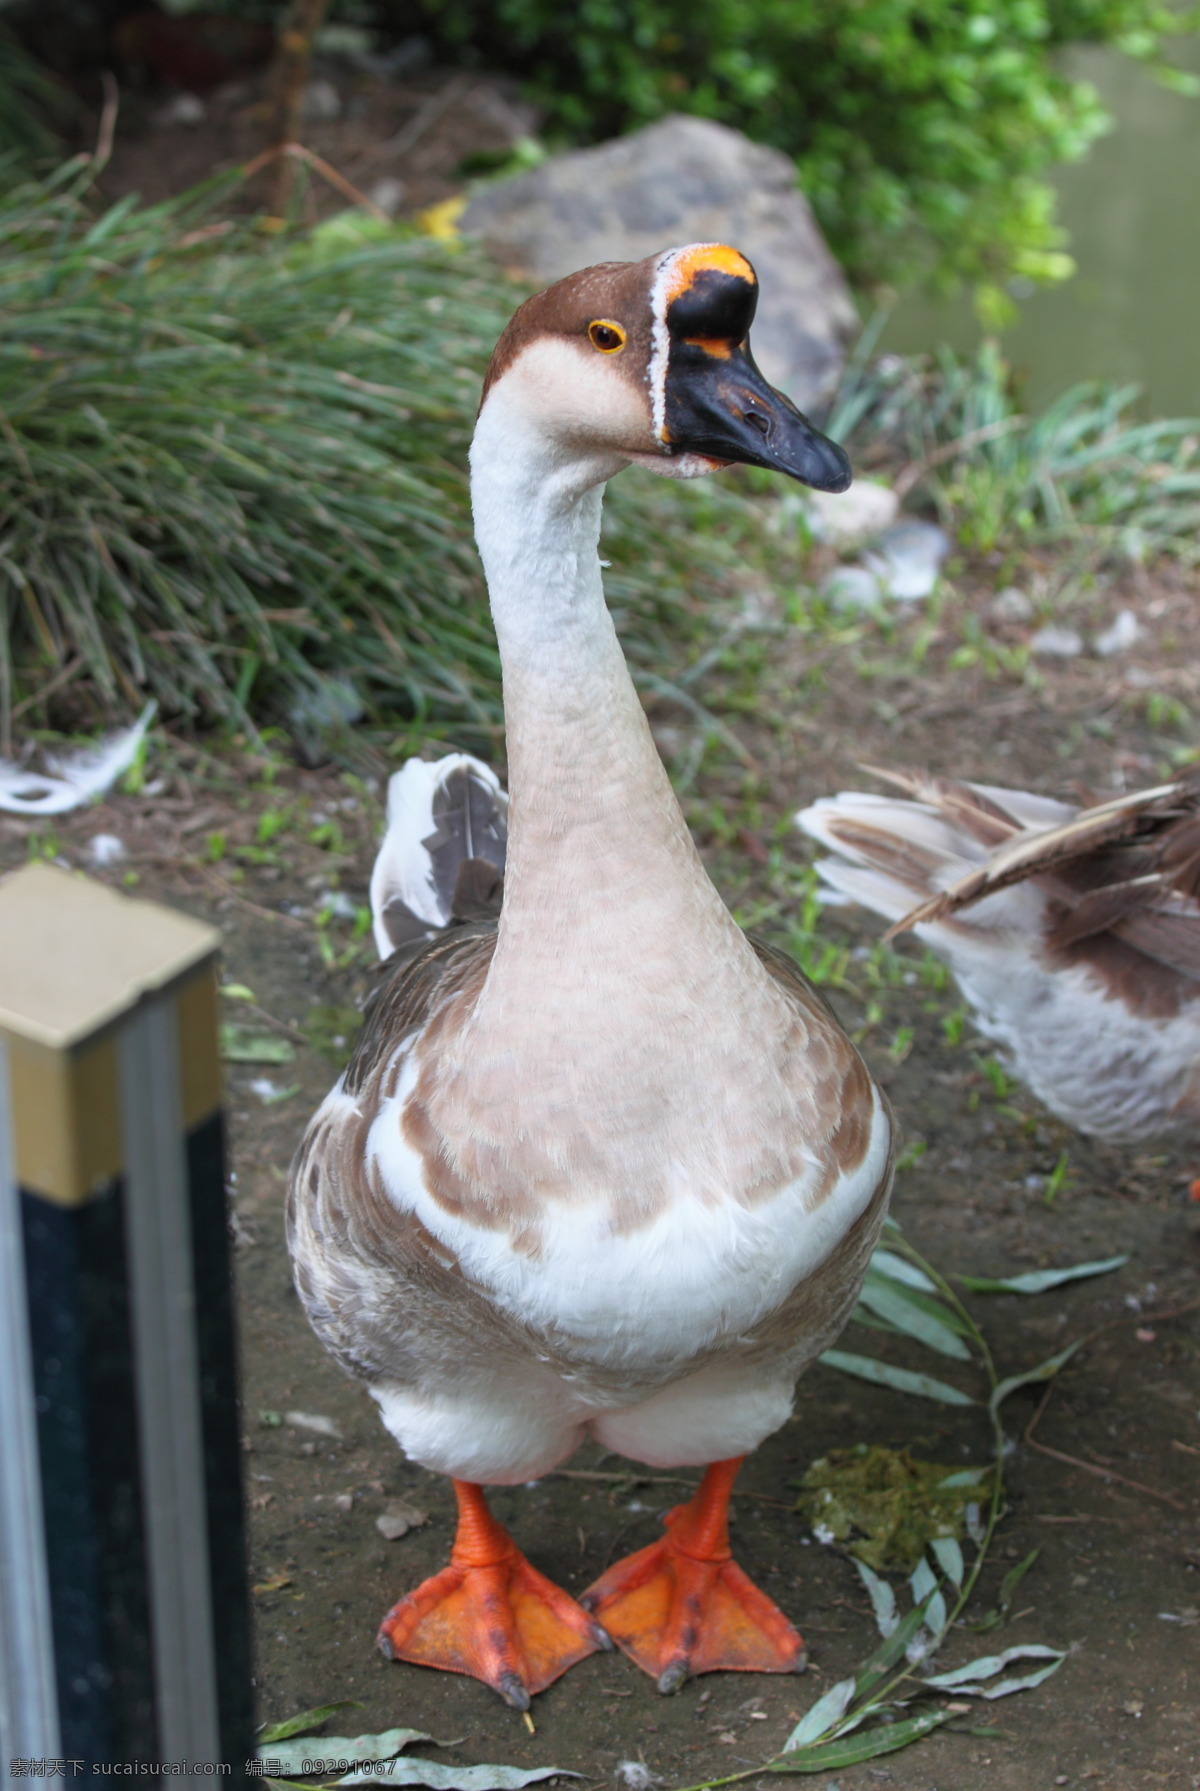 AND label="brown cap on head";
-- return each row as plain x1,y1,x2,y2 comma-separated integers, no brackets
479,244,851,494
